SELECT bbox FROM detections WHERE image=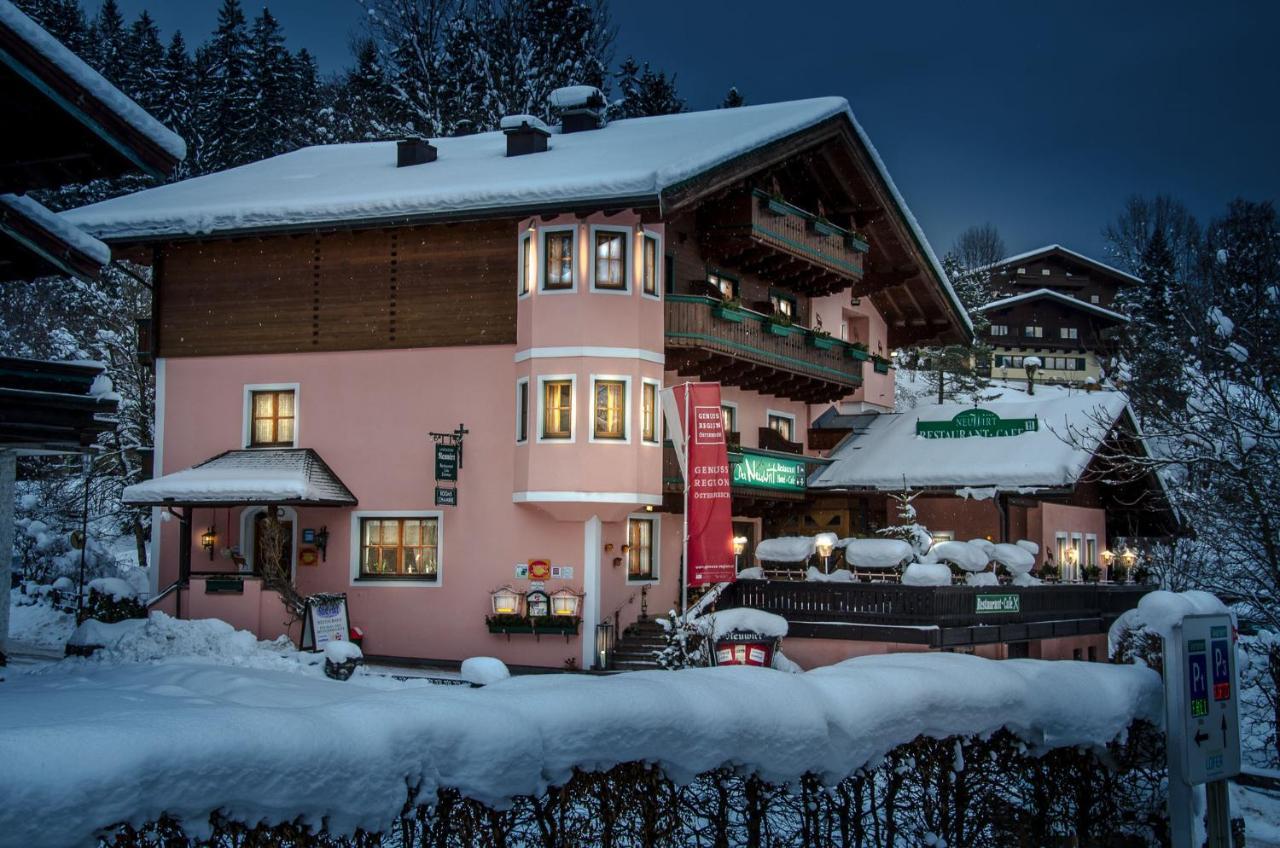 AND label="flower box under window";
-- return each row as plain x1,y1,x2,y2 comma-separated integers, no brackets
847,235,870,253
810,219,843,238
761,196,790,217
873,358,891,374
713,303,745,323
486,615,580,636
807,332,836,350
846,345,870,362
